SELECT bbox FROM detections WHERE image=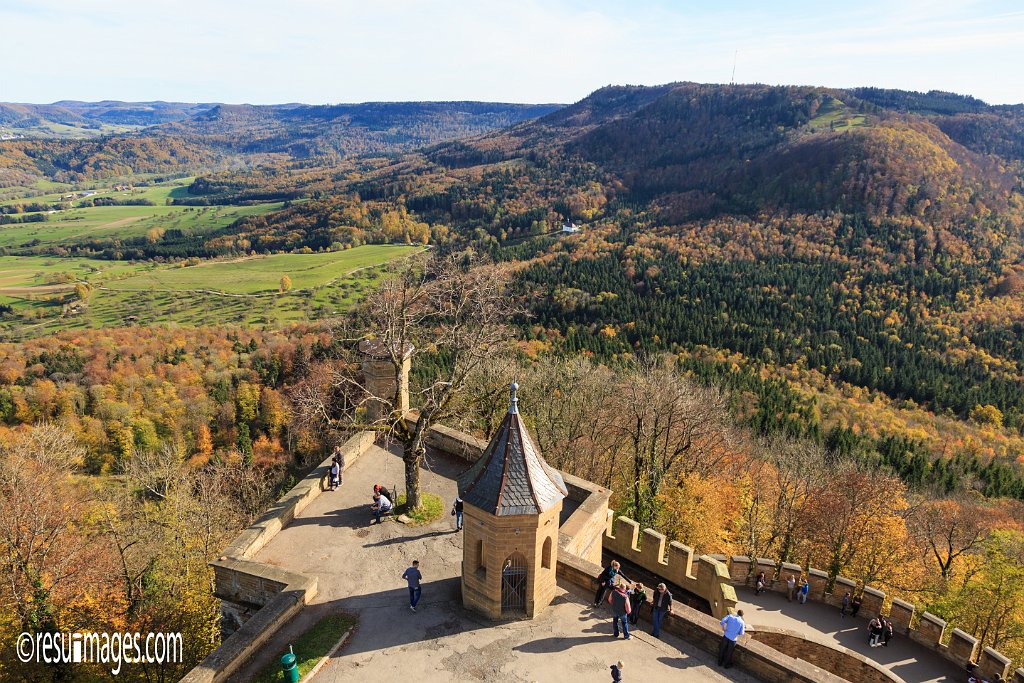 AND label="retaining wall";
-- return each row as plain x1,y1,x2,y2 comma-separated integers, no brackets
180,431,376,683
